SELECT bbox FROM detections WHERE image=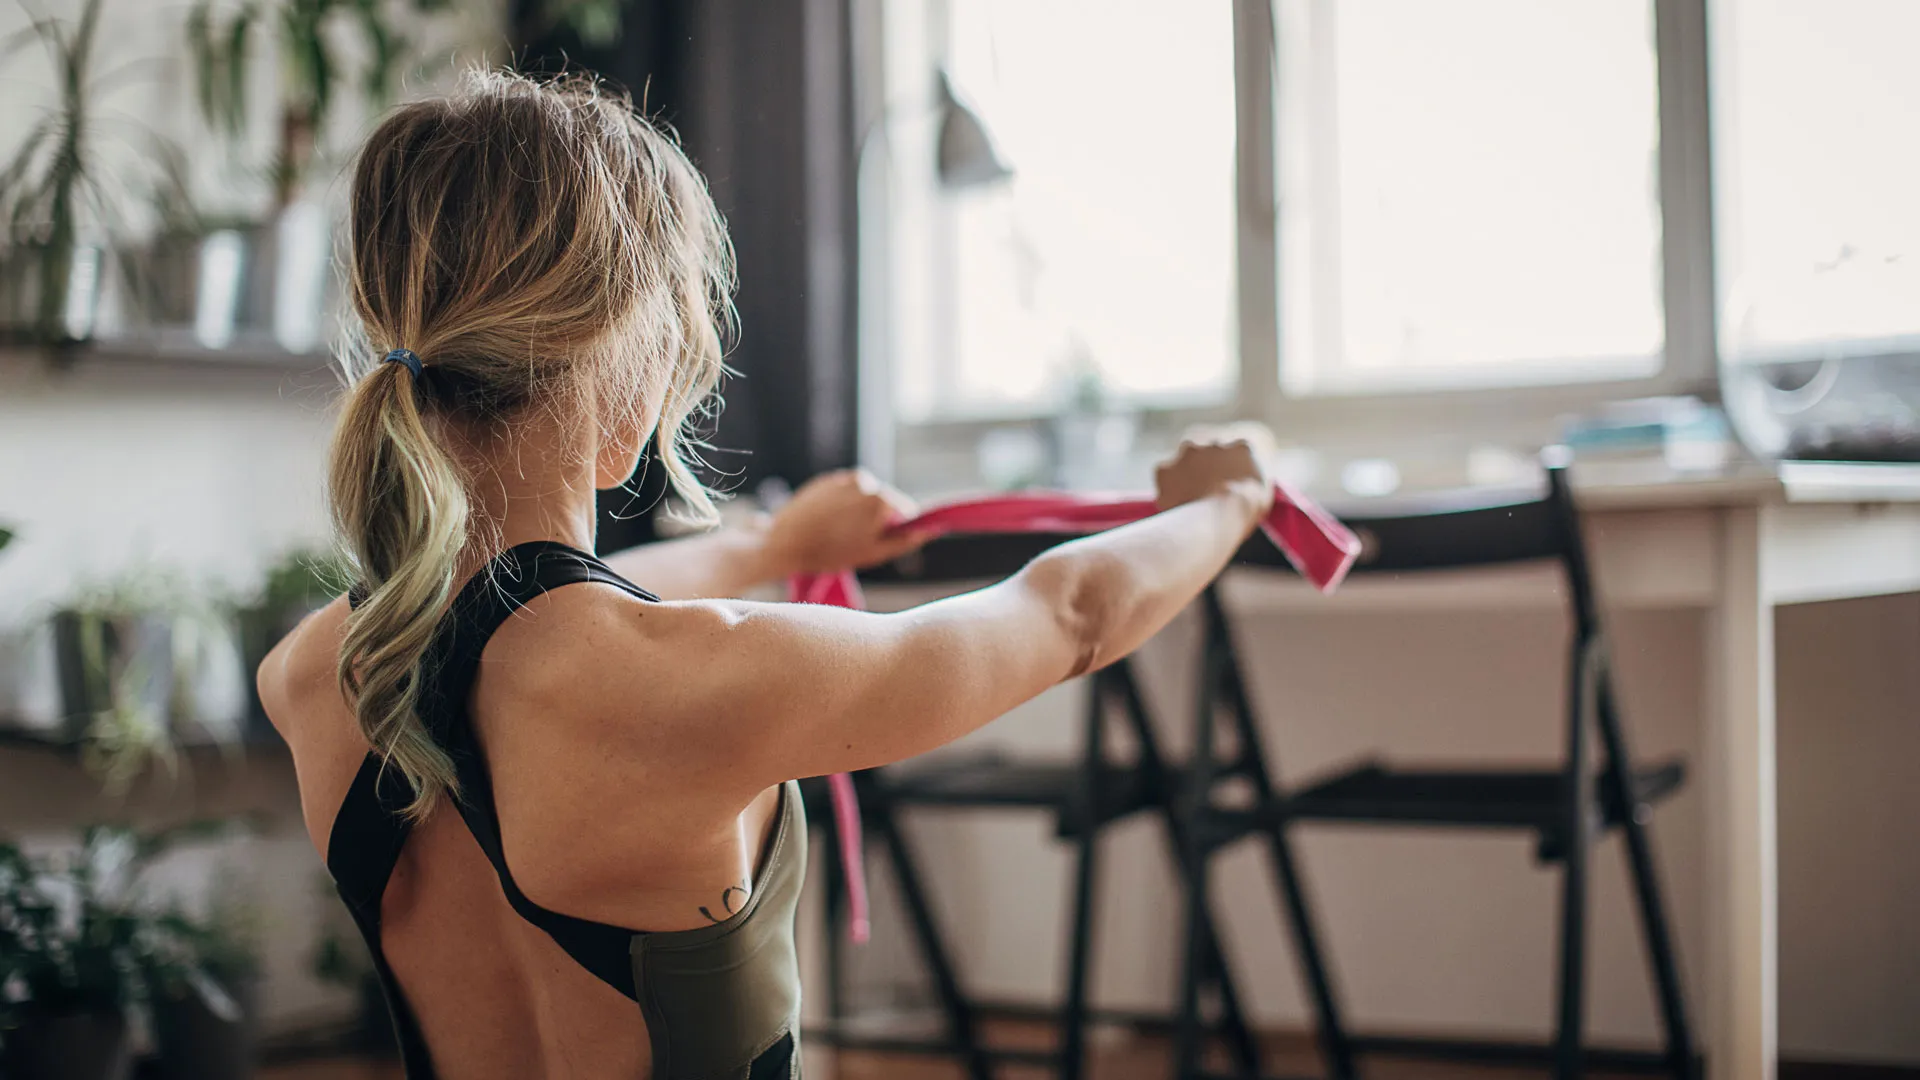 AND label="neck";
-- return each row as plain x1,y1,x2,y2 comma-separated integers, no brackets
449,410,601,572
